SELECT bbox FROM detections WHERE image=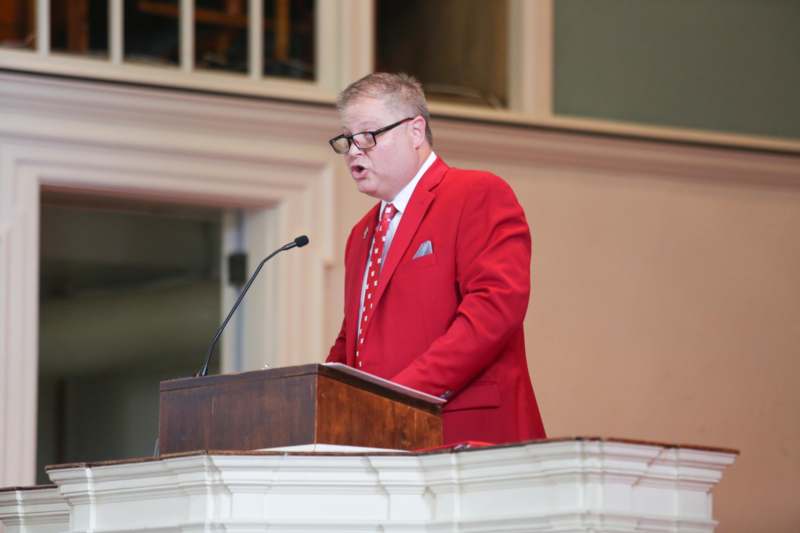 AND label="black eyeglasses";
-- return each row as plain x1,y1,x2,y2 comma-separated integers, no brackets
328,117,414,154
